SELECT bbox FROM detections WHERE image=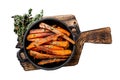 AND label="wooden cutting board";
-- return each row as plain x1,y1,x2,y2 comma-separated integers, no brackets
17,14,112,71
